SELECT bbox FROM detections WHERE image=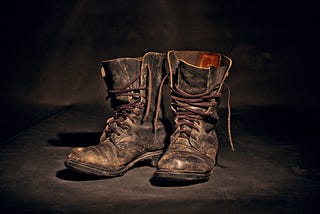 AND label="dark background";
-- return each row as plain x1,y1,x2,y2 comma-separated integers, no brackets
1,0,319,212
1,0,319,141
